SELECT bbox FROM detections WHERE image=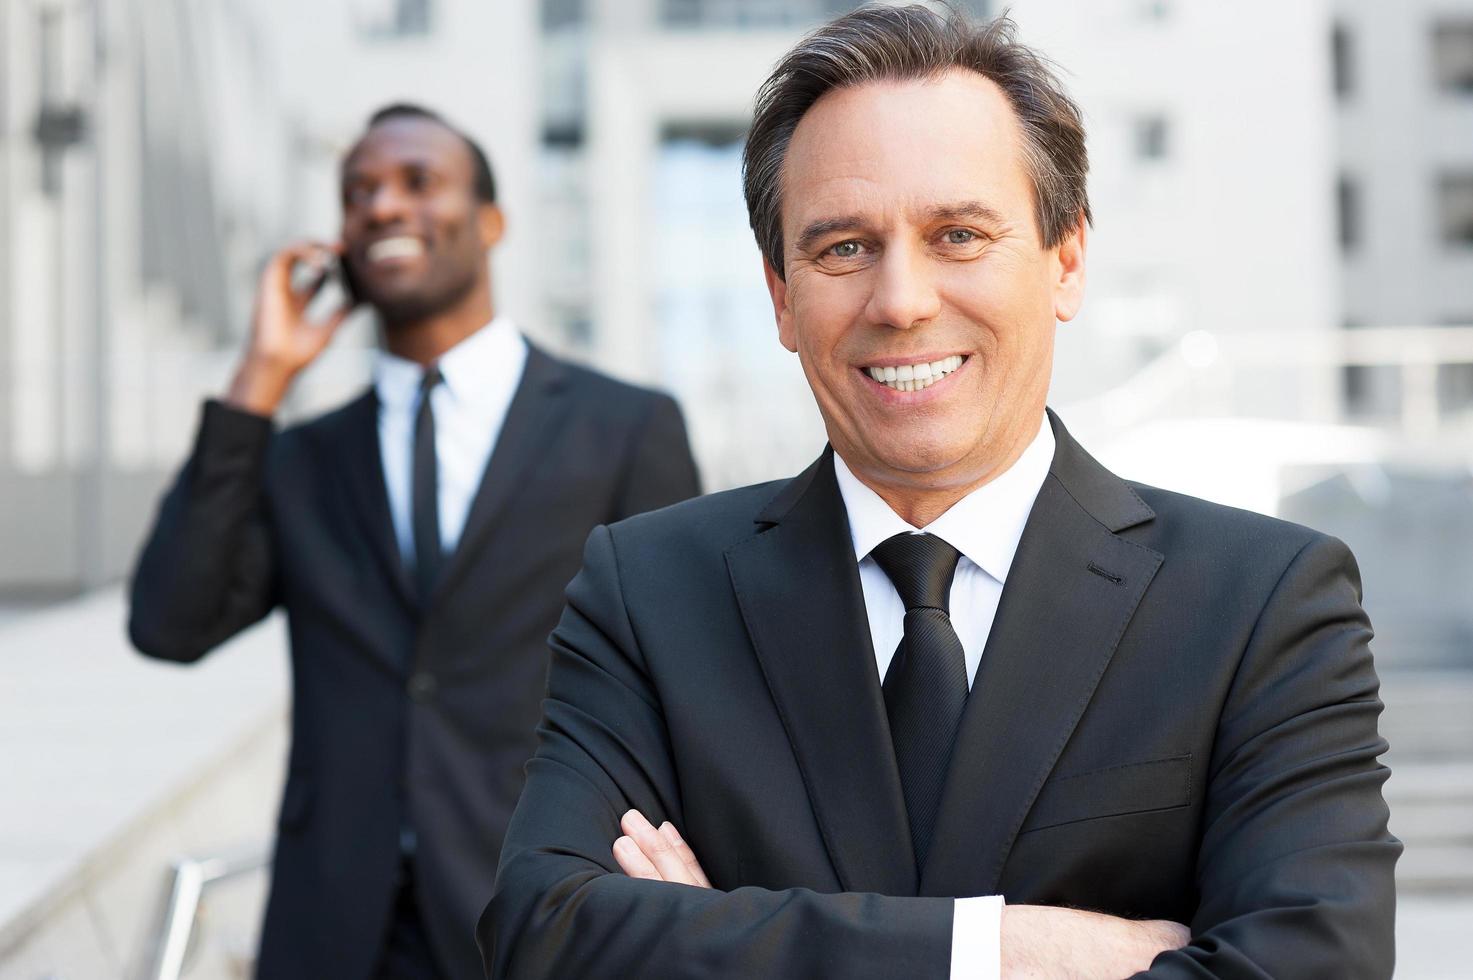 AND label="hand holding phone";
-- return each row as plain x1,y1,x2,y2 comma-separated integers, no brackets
225,242,358,415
